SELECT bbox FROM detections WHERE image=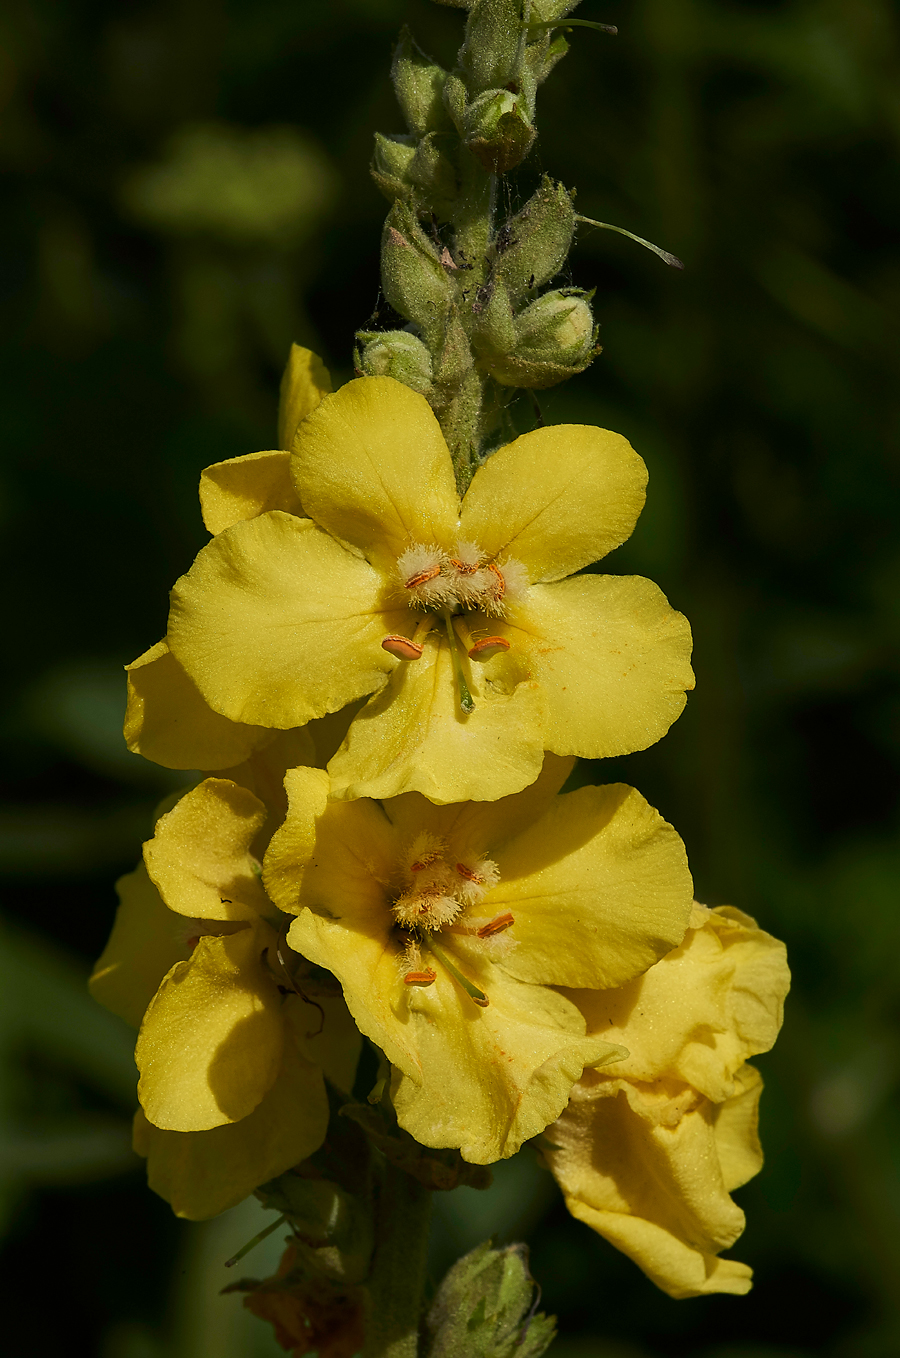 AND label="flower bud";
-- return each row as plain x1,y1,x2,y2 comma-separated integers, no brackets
464,88,536,176
371,132,417,202
380,202,453,347
425,1241,555,1358
486,288,597,389
356,329,434,396
460,0,525,95
391,27,452,138
371,132,457,220
493,175,575,304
